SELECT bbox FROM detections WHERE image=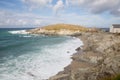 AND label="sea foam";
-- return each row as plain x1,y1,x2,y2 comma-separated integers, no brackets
0,37,83,80
8,30,29,34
